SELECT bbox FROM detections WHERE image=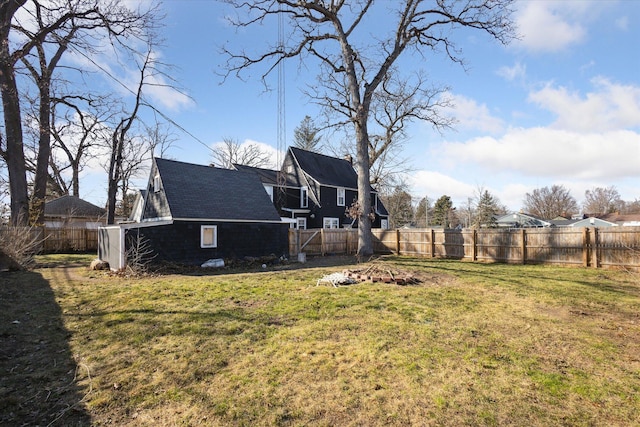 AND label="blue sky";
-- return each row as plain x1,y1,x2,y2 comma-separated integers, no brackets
75,0,639,212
